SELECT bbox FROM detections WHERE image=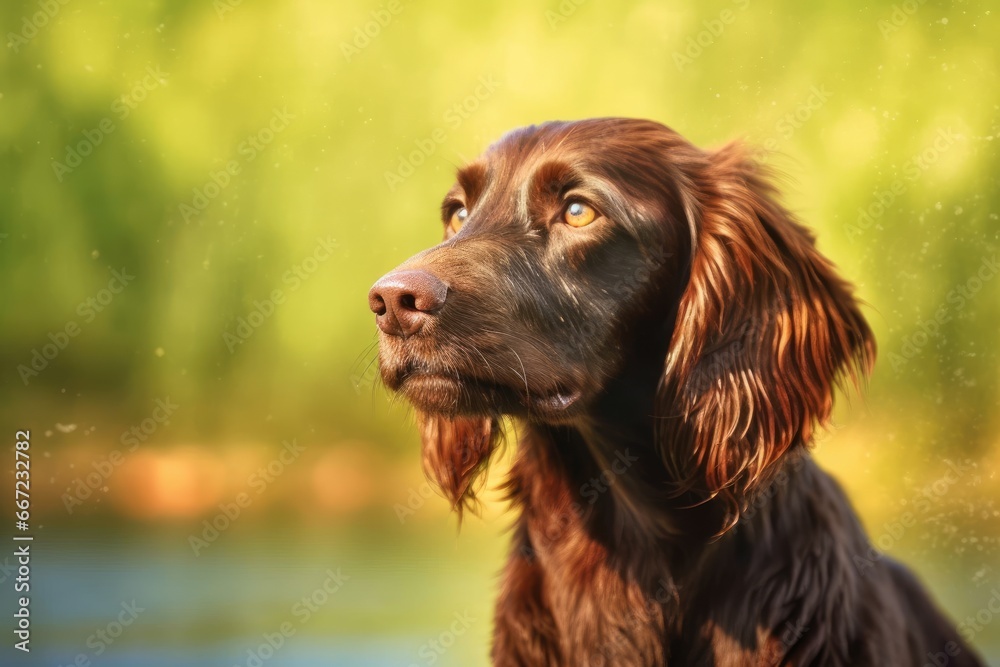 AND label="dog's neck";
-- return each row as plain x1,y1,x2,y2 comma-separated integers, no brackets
509,275,743,572
515,317,729,571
